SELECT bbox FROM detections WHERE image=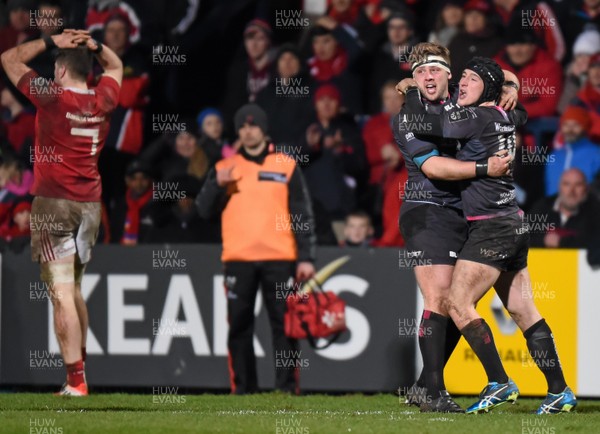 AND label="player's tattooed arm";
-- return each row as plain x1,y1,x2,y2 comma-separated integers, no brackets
1,29,89,86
